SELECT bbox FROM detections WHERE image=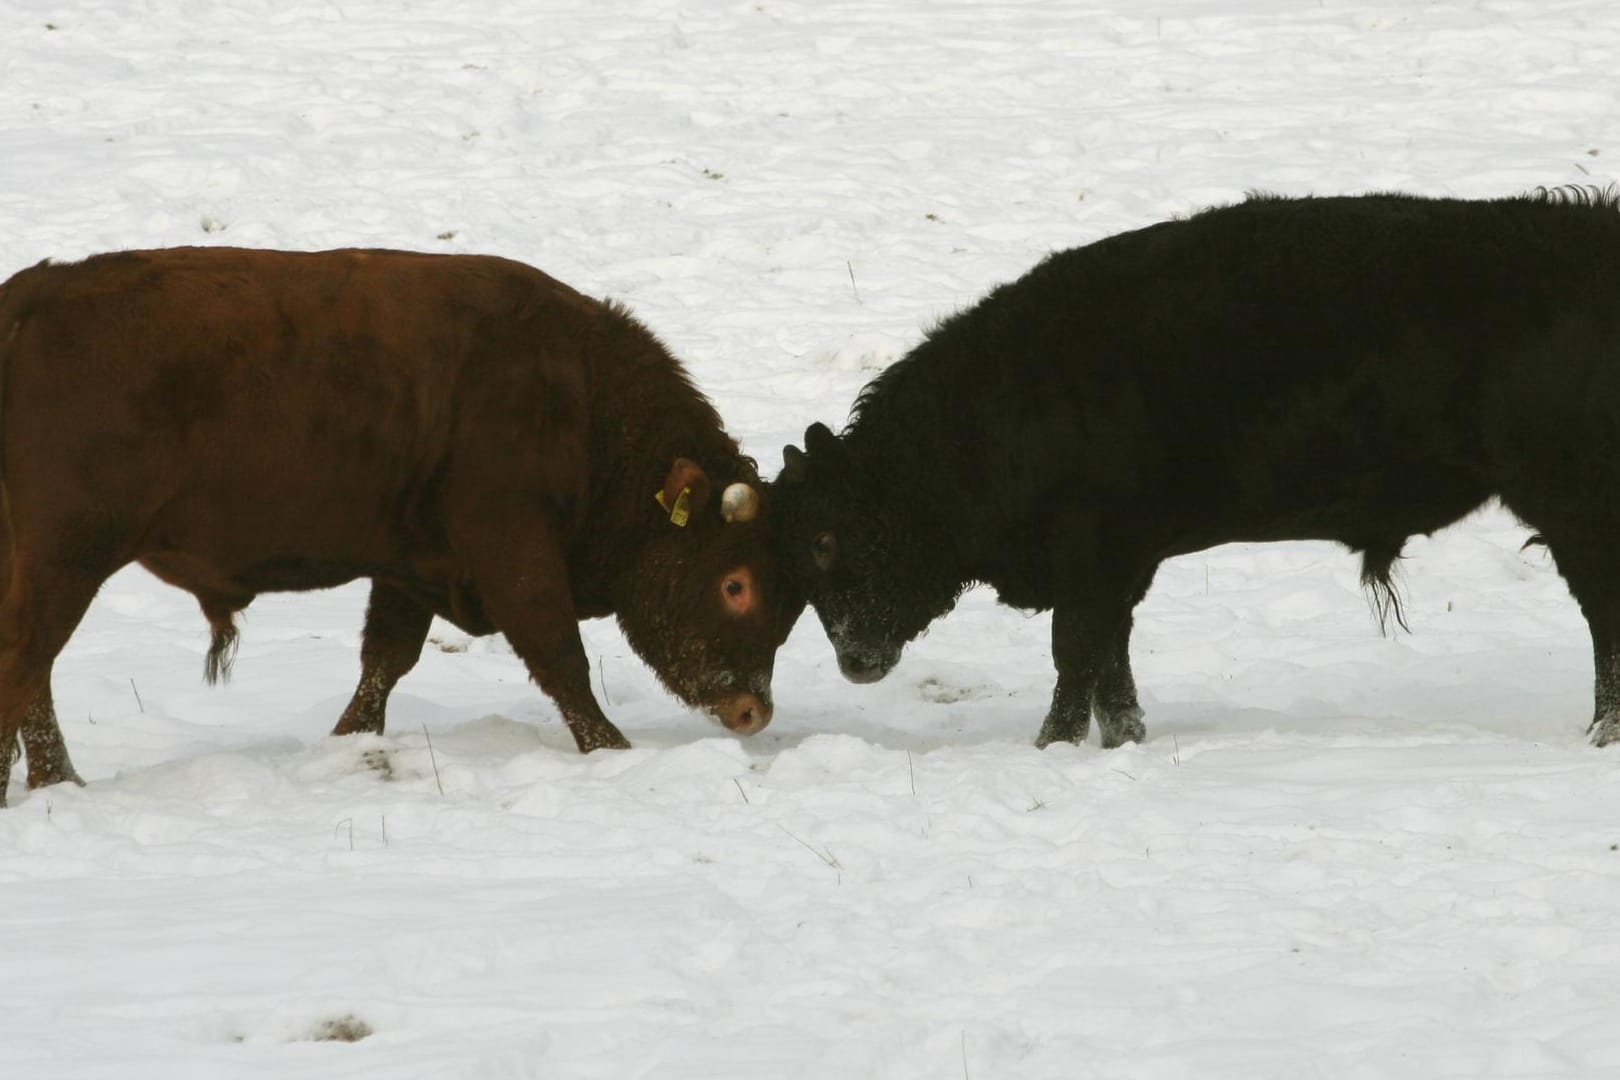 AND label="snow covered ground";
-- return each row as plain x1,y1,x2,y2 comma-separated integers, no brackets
5,0,1620,1075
